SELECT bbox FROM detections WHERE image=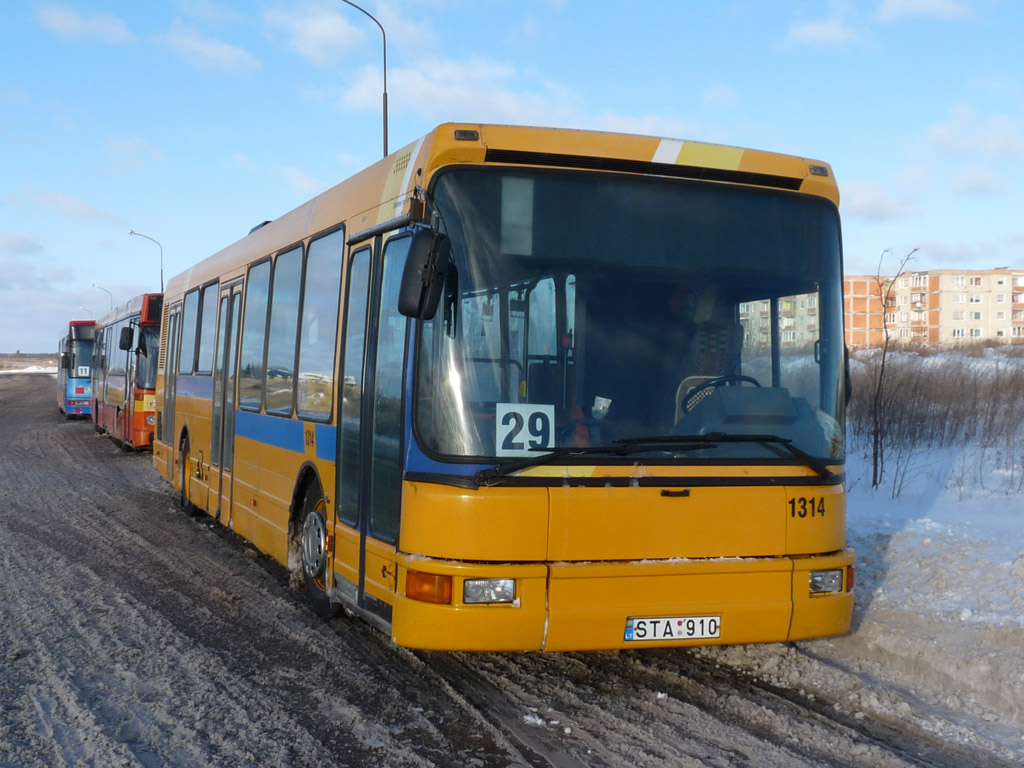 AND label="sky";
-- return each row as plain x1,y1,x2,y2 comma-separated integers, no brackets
2,0,1023,353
